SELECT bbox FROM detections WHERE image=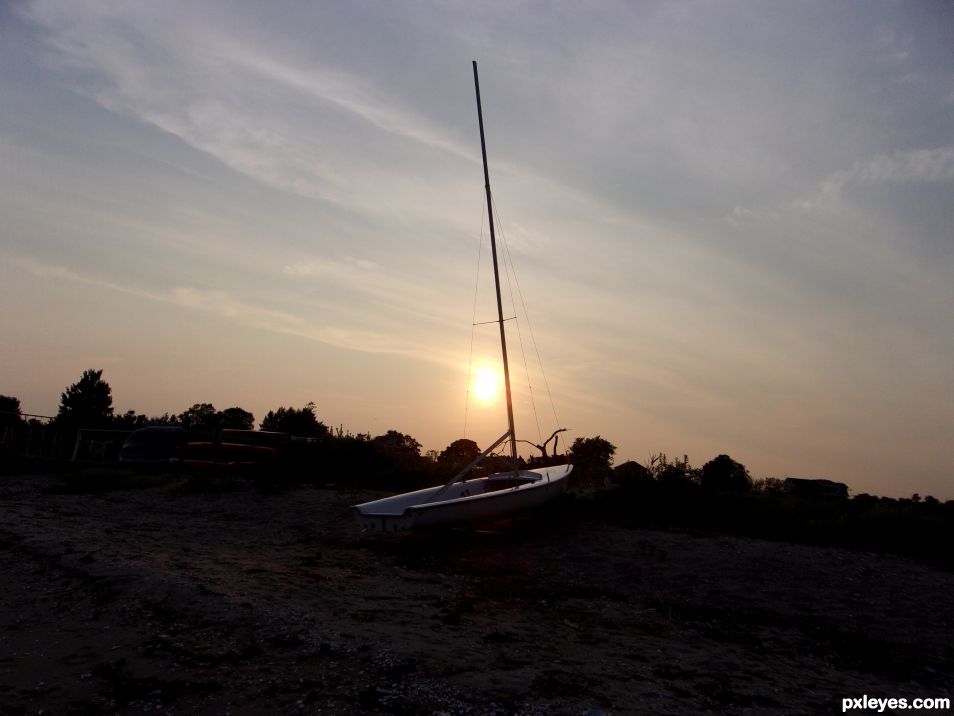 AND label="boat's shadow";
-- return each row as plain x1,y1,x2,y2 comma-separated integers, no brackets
360,498,575,569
